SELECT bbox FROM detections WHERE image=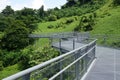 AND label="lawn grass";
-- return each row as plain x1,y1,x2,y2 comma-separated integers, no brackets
32,16,80,49
33,16,80,34
0,64,20,80
91,6,120,34
90,5,120,47
32,4,120,48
